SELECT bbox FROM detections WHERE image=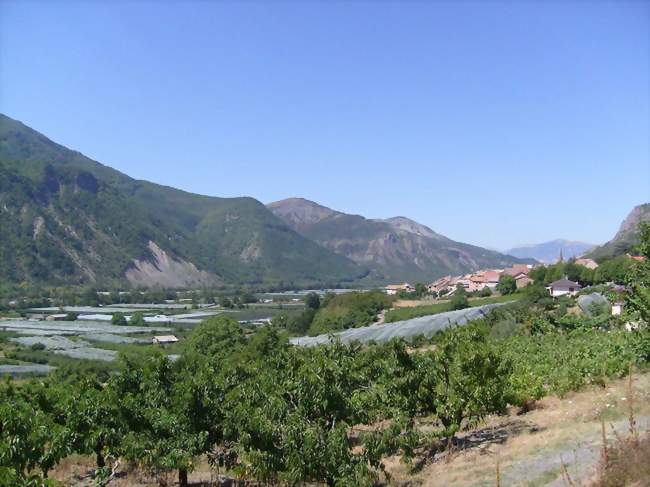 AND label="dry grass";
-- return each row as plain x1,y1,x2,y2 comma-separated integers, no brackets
393,299,440,308
51,455,231,486
590,368,650,487
592,433,650,487
385,372,650,486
